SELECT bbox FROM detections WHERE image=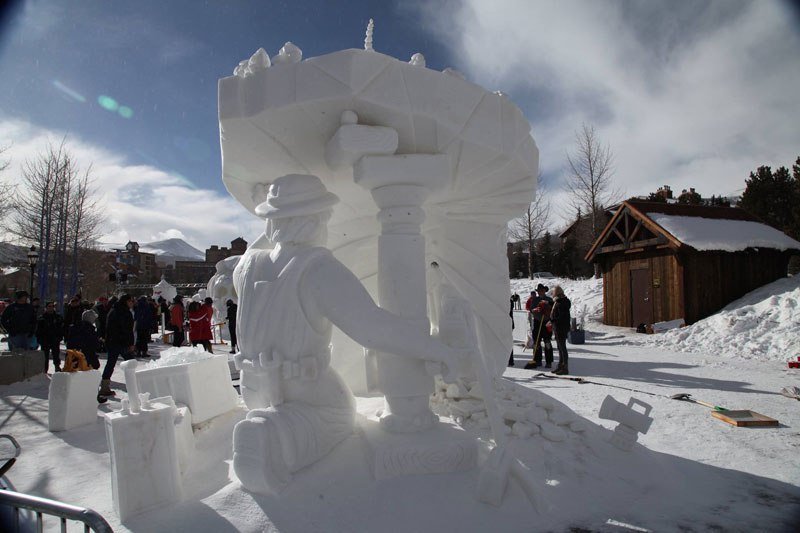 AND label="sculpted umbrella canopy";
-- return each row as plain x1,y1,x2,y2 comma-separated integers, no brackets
219,45,538,381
